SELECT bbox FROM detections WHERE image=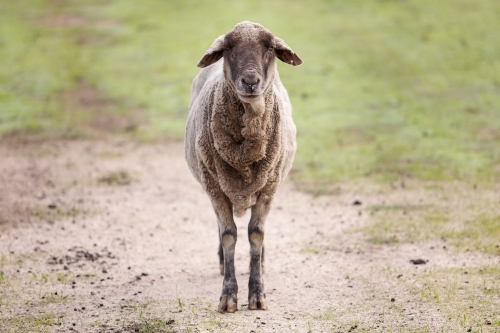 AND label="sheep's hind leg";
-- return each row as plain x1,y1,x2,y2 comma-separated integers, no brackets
247,194,272,310
212,194,238,313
